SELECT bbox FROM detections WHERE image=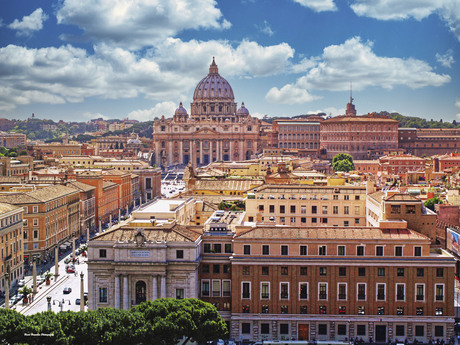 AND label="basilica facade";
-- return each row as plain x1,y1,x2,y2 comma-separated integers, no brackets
152,58,272,168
